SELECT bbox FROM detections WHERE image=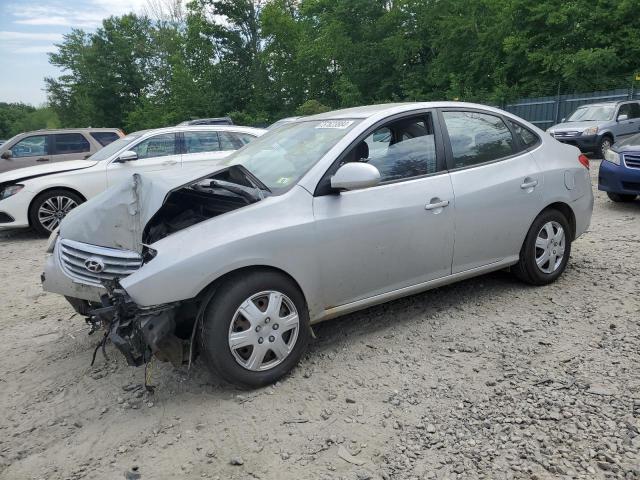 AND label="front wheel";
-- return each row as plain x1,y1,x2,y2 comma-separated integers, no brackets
200,270,310,388
29,189,83,236
607,192,637,203
597,136,613,159
513,210,572,285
